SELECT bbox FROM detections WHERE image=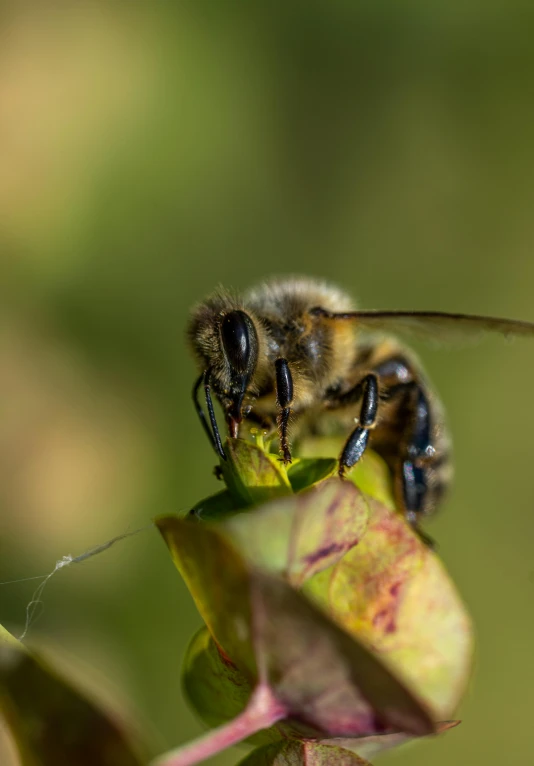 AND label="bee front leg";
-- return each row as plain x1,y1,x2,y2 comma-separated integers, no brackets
338,373,379,477
275,358,294,464
192,370,226,460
